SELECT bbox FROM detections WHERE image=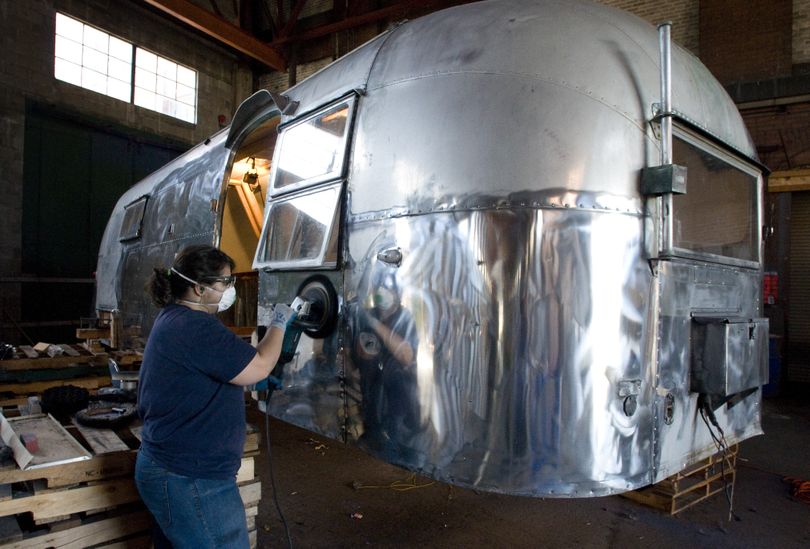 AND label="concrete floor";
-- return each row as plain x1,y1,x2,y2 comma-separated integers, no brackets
248,396,810,548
